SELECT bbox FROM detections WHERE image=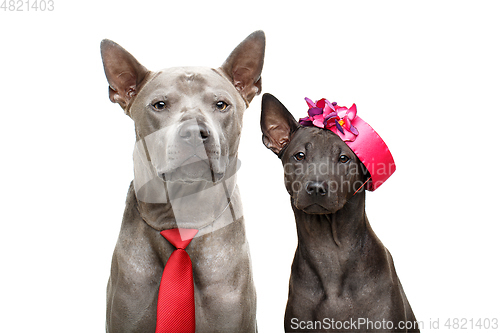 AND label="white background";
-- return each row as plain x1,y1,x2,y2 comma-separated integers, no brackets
1,1,499,332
